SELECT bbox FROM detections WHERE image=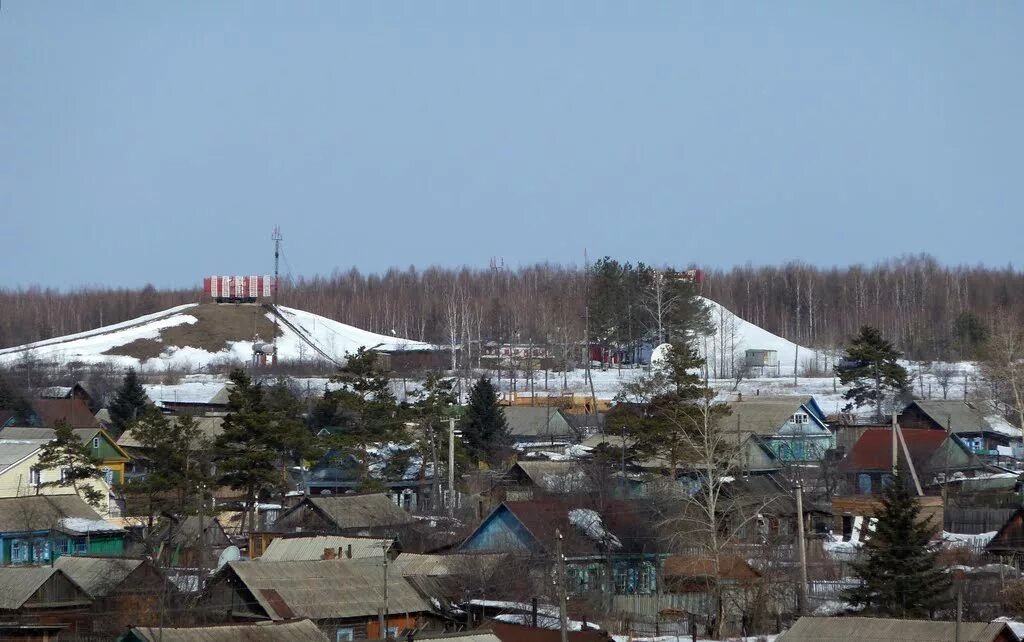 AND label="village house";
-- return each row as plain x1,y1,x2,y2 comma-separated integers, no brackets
258,535,398,561
503,406,577,445
899,399,1022,459
0,566,95,637
55,555,175,635
725,396,833,464
777,616,1018,642
121,619,330,641
459,498,660,597
0,425,131,485
0,495,126,564
154,514,232,568
201,558,439,640
143,381,233,416
0,436,119,515
1,398,102,430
